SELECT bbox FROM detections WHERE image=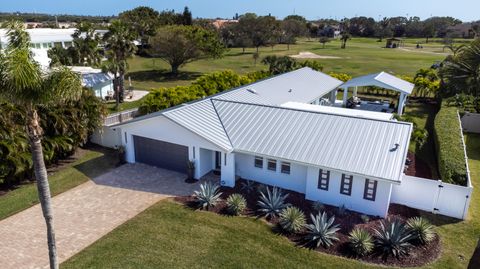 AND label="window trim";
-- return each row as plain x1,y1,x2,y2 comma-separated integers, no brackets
267,159,277,171
363,179,378,201
254,156,263,168
340,174,353,196
317,169,330,190
281,162,291,174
